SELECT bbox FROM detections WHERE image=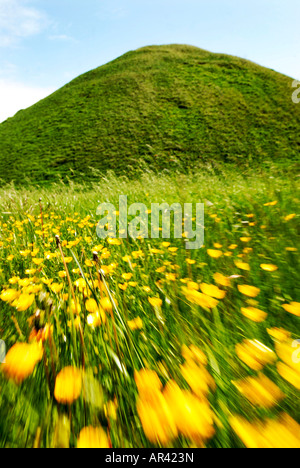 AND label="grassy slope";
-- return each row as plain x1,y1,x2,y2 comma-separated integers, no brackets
0,44,299,185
